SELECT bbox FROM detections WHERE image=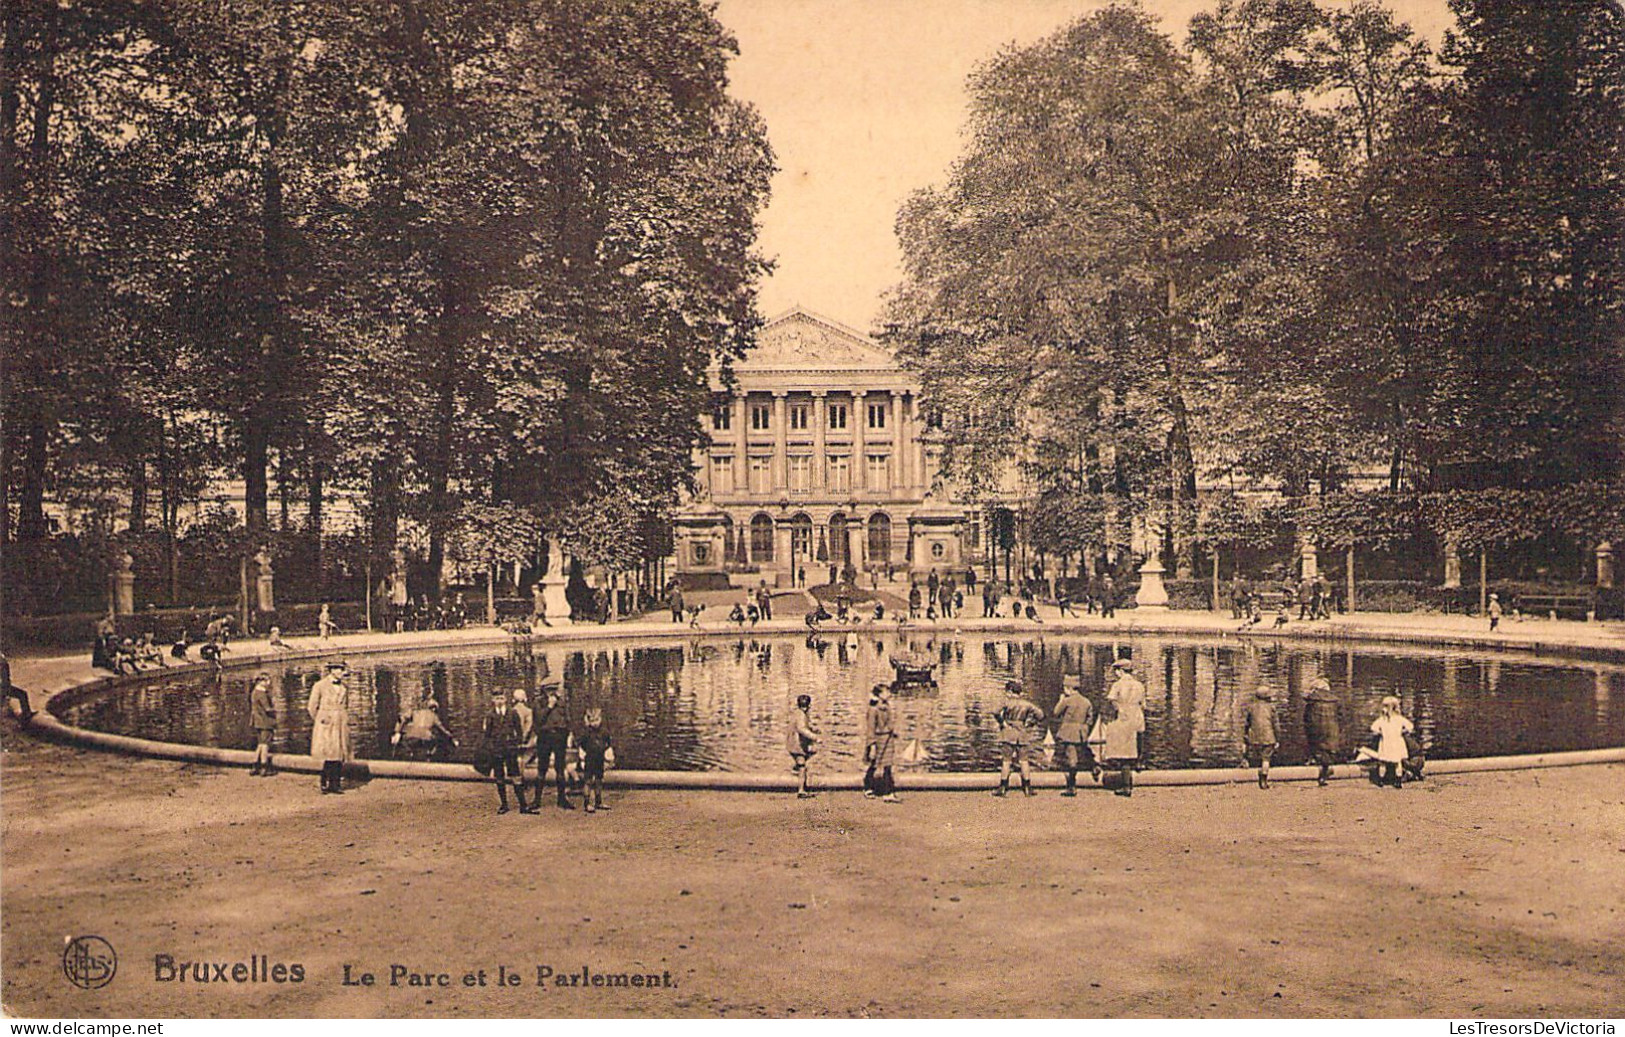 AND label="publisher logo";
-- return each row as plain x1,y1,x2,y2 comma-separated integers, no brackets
63,935,117,990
